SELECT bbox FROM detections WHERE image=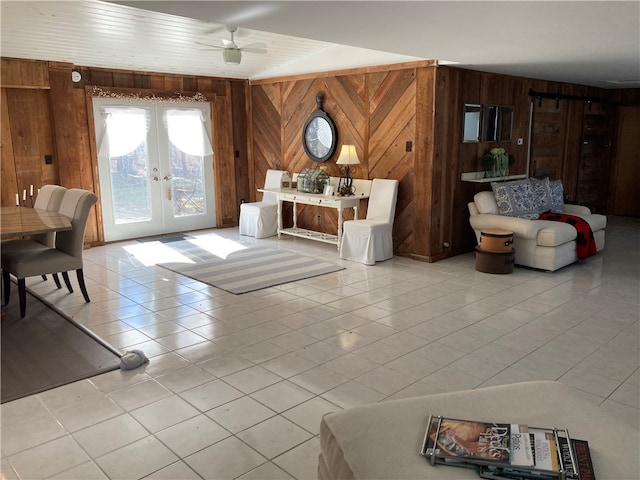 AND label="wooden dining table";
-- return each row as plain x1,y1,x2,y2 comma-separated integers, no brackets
1,206,72,240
